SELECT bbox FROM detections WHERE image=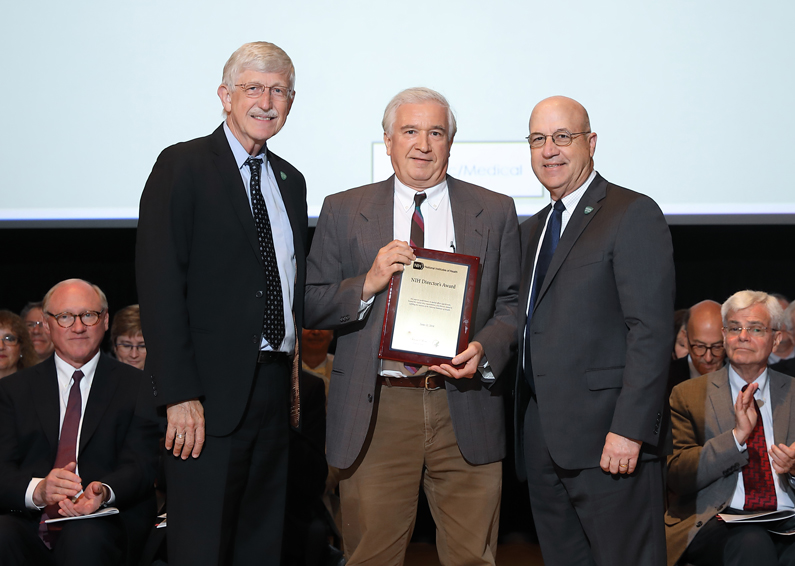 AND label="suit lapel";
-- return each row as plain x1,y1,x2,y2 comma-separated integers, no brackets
79,355,120,455
30,357,60,453
771,371,791,445
449,177,486,261
210,125,264,268
708,368,735,433
356,177,395,265
536,174,606,305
